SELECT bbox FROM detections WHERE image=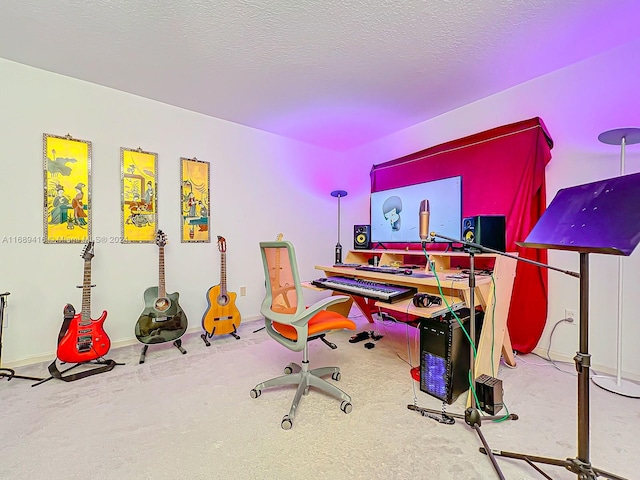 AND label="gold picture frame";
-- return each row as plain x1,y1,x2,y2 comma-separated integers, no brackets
121,147,158,243
180,157,210,243
43,133,92,243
